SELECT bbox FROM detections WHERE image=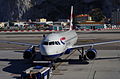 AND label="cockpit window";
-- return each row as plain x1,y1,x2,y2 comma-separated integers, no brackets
55,41,60,45
49,42,54,45
43,41,61,45
43,42,49,45
55,42,58,45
